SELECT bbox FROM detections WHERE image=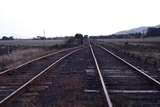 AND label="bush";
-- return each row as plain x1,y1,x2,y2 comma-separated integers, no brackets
2,36,14,40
